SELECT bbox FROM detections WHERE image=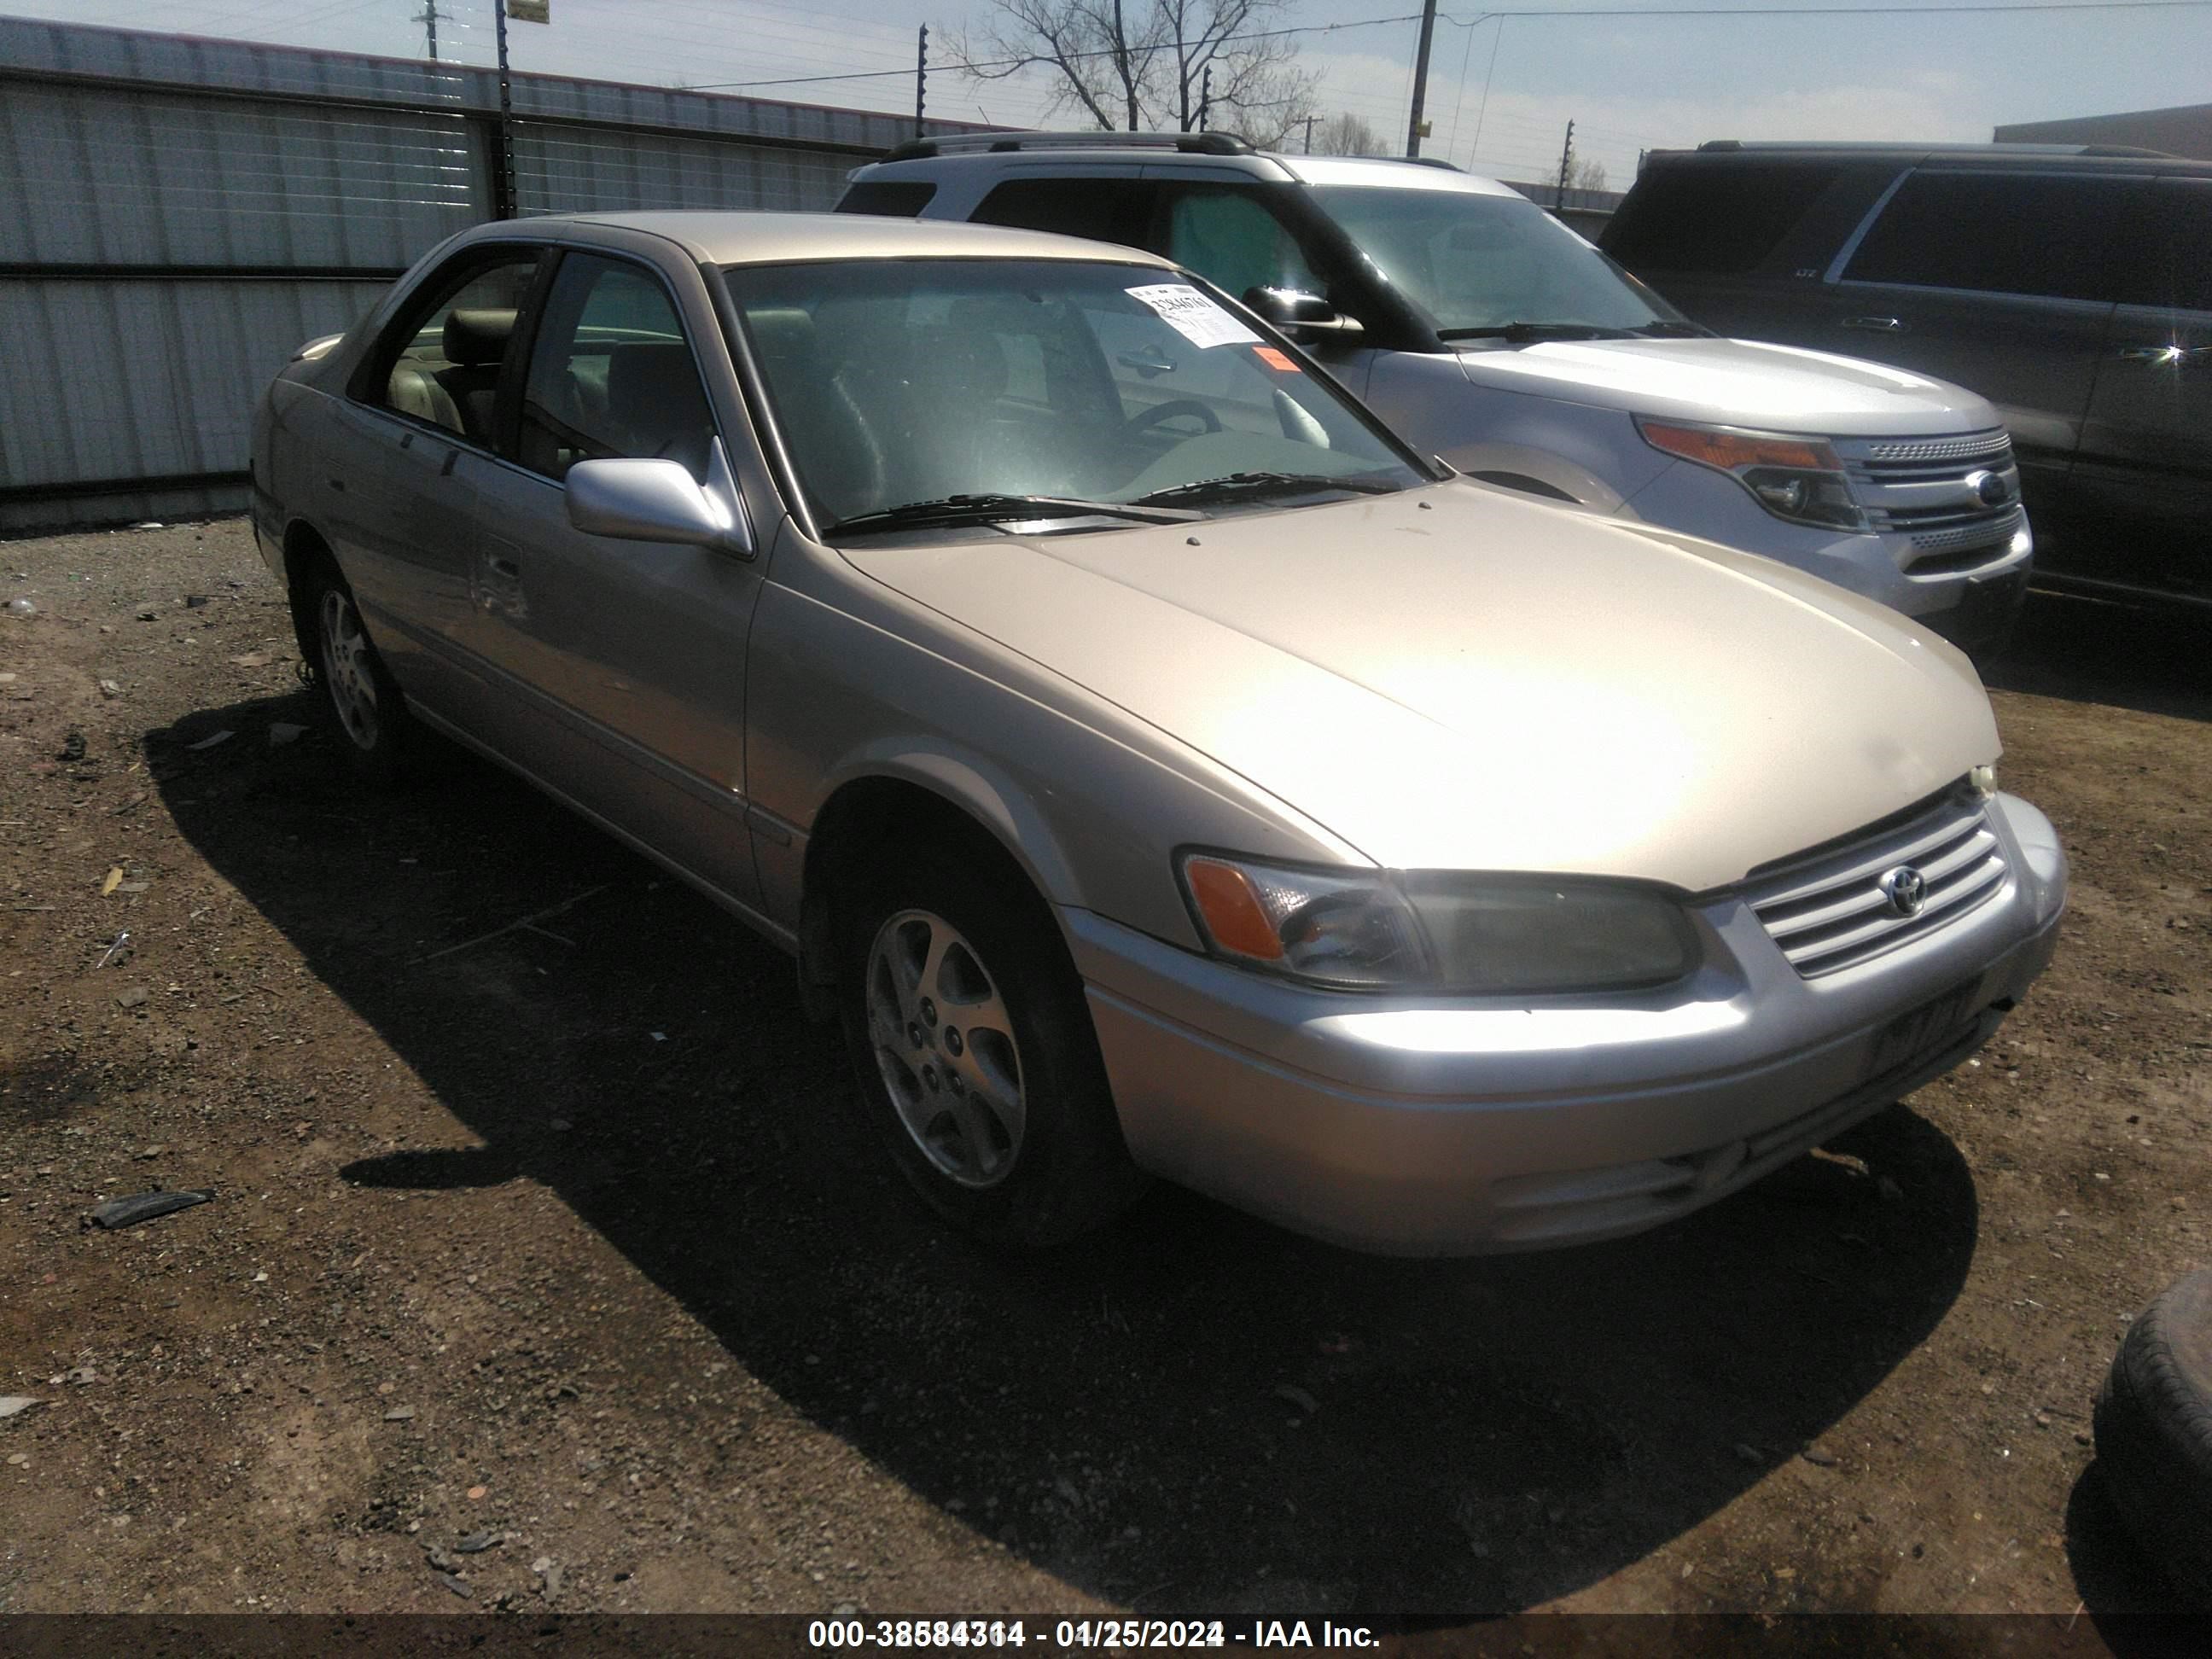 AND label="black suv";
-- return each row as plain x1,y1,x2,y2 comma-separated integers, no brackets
1602,142,2212,613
